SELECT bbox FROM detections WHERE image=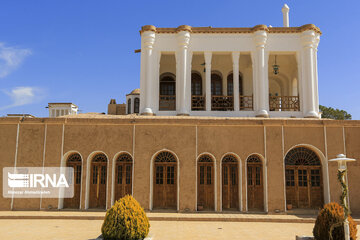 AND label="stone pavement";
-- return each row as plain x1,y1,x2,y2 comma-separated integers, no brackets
0,219,359,240
0,210,359,224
